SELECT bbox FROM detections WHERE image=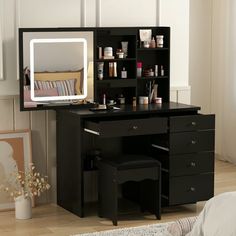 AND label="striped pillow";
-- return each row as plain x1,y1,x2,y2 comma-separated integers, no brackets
34,79,76,96
167,216,198,236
